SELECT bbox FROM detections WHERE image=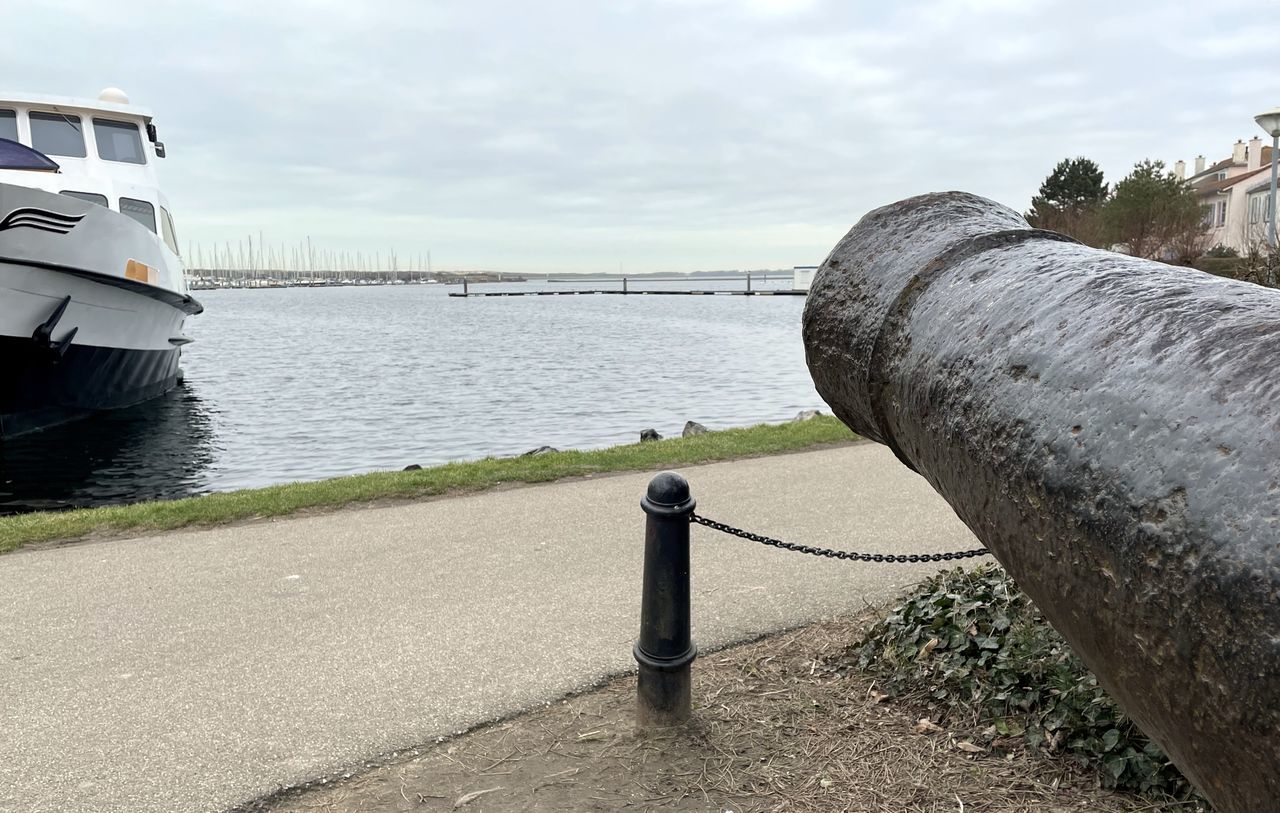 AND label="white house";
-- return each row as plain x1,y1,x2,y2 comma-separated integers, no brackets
1177,137,1273,253
1245,177,1274,246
